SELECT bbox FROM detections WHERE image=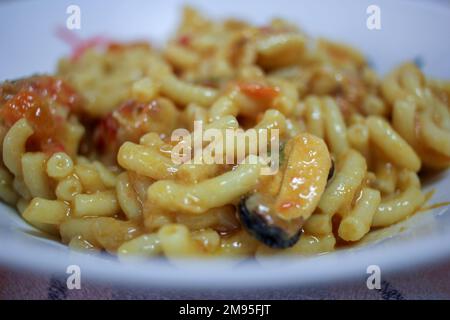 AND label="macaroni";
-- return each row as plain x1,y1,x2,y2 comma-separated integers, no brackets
0,7,448,259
